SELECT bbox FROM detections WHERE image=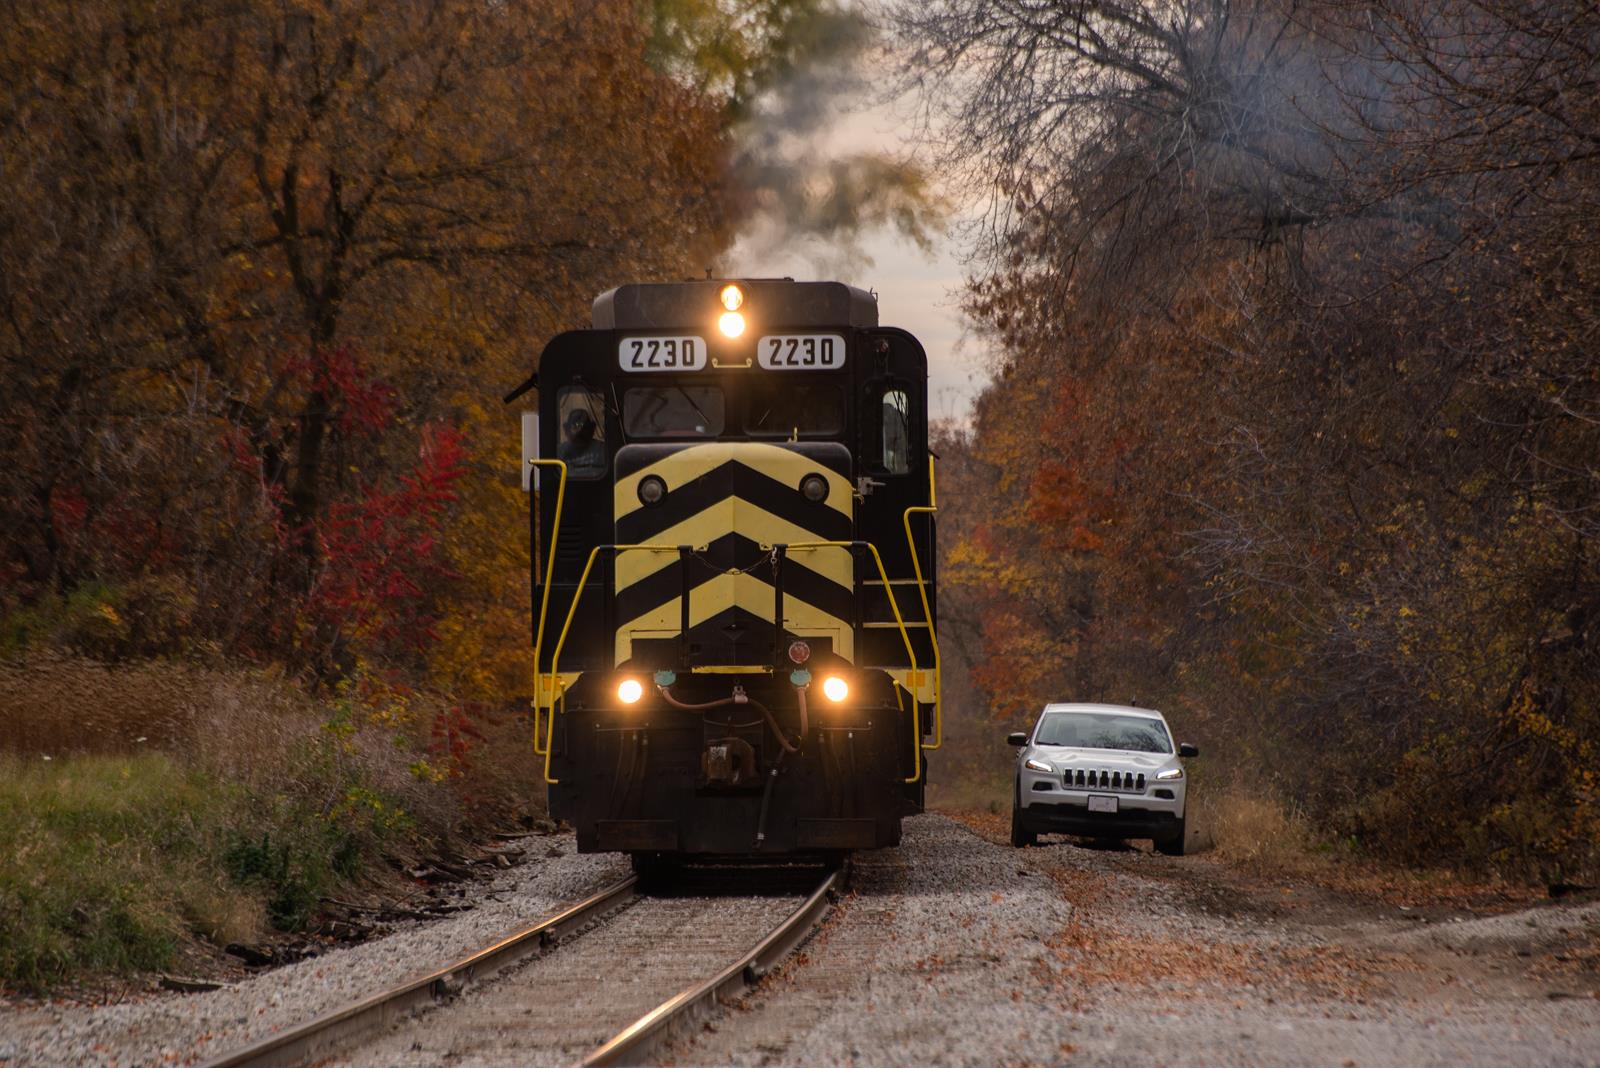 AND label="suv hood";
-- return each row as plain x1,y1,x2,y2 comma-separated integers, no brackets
1033,747,1172,771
